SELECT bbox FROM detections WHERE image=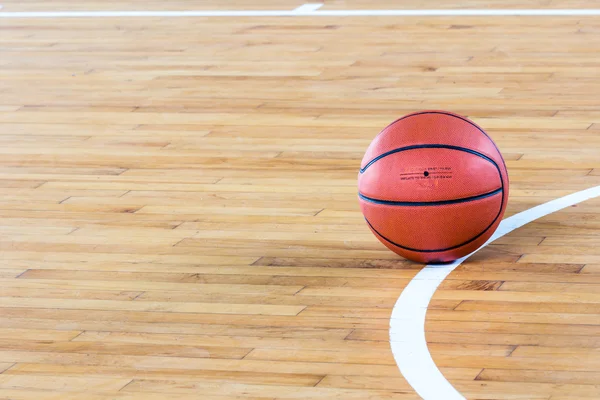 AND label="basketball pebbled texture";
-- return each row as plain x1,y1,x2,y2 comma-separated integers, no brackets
358,110,509,264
